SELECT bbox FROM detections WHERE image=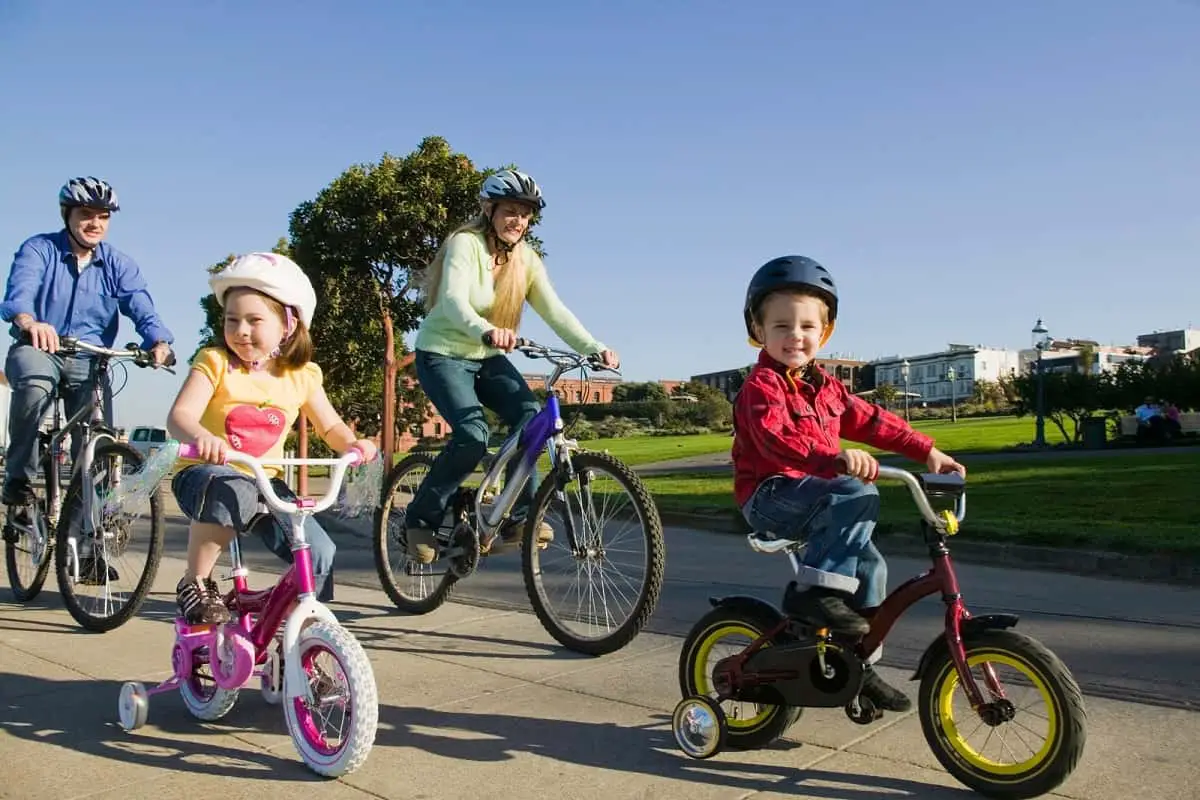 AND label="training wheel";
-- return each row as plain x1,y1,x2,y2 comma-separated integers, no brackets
117,681,149,731
845,695,882,725
260,643,283,705
672,695,727,759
